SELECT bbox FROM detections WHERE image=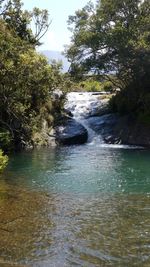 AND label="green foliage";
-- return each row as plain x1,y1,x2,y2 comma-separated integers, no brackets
0,129,12,151
79,80,102,92
60,75,115,93
0,0,51,46
101,81,114,93
110,85,139,114
66,0,150,82
66,0,150,118
0,2,65,149
0,149,8,172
